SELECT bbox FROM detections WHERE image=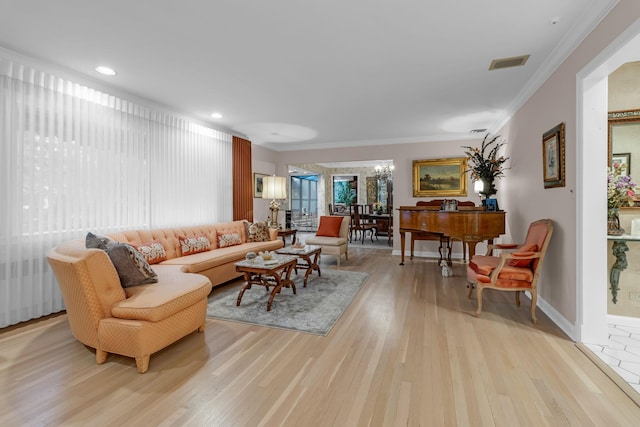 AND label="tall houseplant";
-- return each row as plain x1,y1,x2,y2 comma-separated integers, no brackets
462,134,509,200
